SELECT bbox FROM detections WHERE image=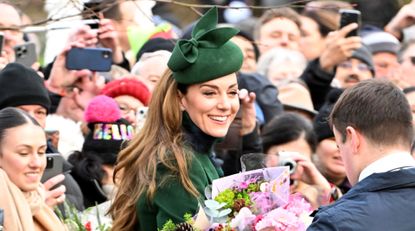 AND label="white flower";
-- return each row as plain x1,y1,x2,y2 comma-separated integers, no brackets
230,207,256,231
